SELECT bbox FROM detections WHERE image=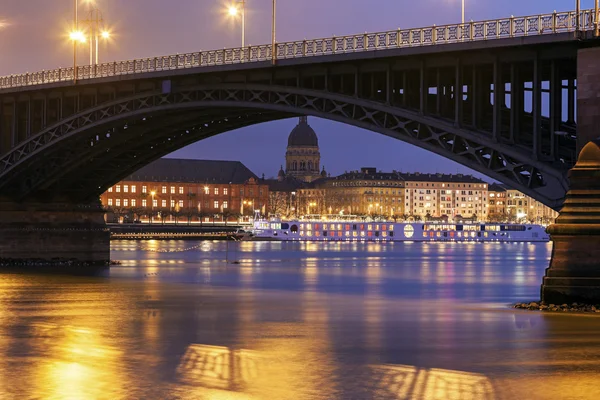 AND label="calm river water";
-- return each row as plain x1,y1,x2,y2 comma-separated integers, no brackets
1,241,600,399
